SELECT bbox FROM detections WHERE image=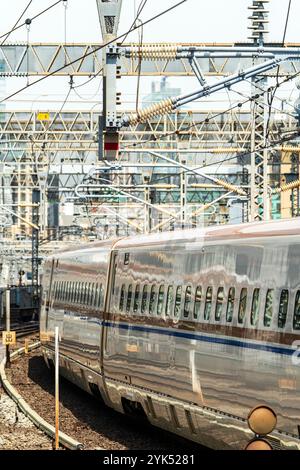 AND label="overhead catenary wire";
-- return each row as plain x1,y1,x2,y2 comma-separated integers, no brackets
1,0,33,45
0,0,187,105
65,0,148,92
0,0,64,42
266,0,293,140
123,67,300,152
